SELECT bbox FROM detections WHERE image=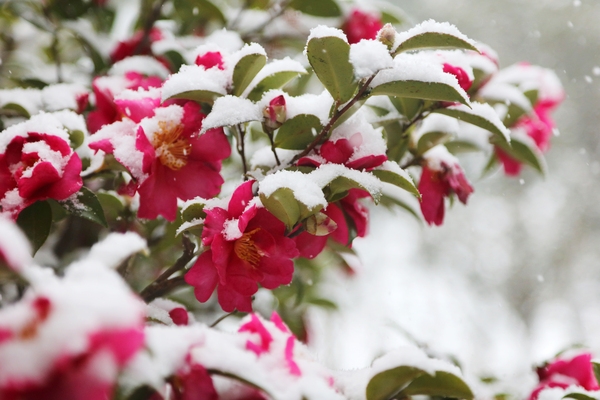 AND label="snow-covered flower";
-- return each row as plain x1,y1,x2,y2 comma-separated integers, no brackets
418,146,473,226
263,94,287,130
0,113,83,219
342,8,383,45
530,353,600,400
90,90,230,221
87,71,163,133
443,63,473,92
185,181,299,312
195,50,225,70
